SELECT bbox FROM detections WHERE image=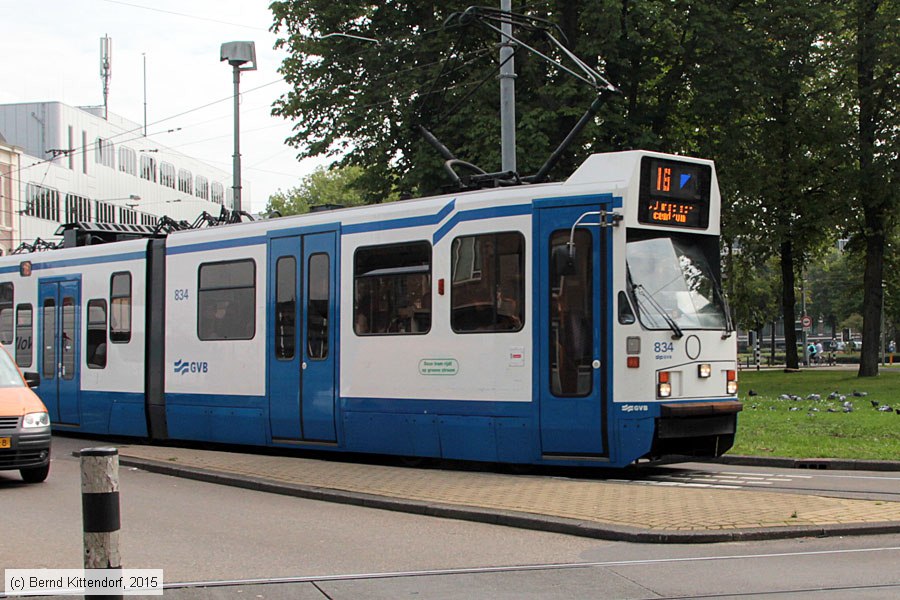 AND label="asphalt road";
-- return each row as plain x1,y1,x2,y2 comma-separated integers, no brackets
1,435,899,599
